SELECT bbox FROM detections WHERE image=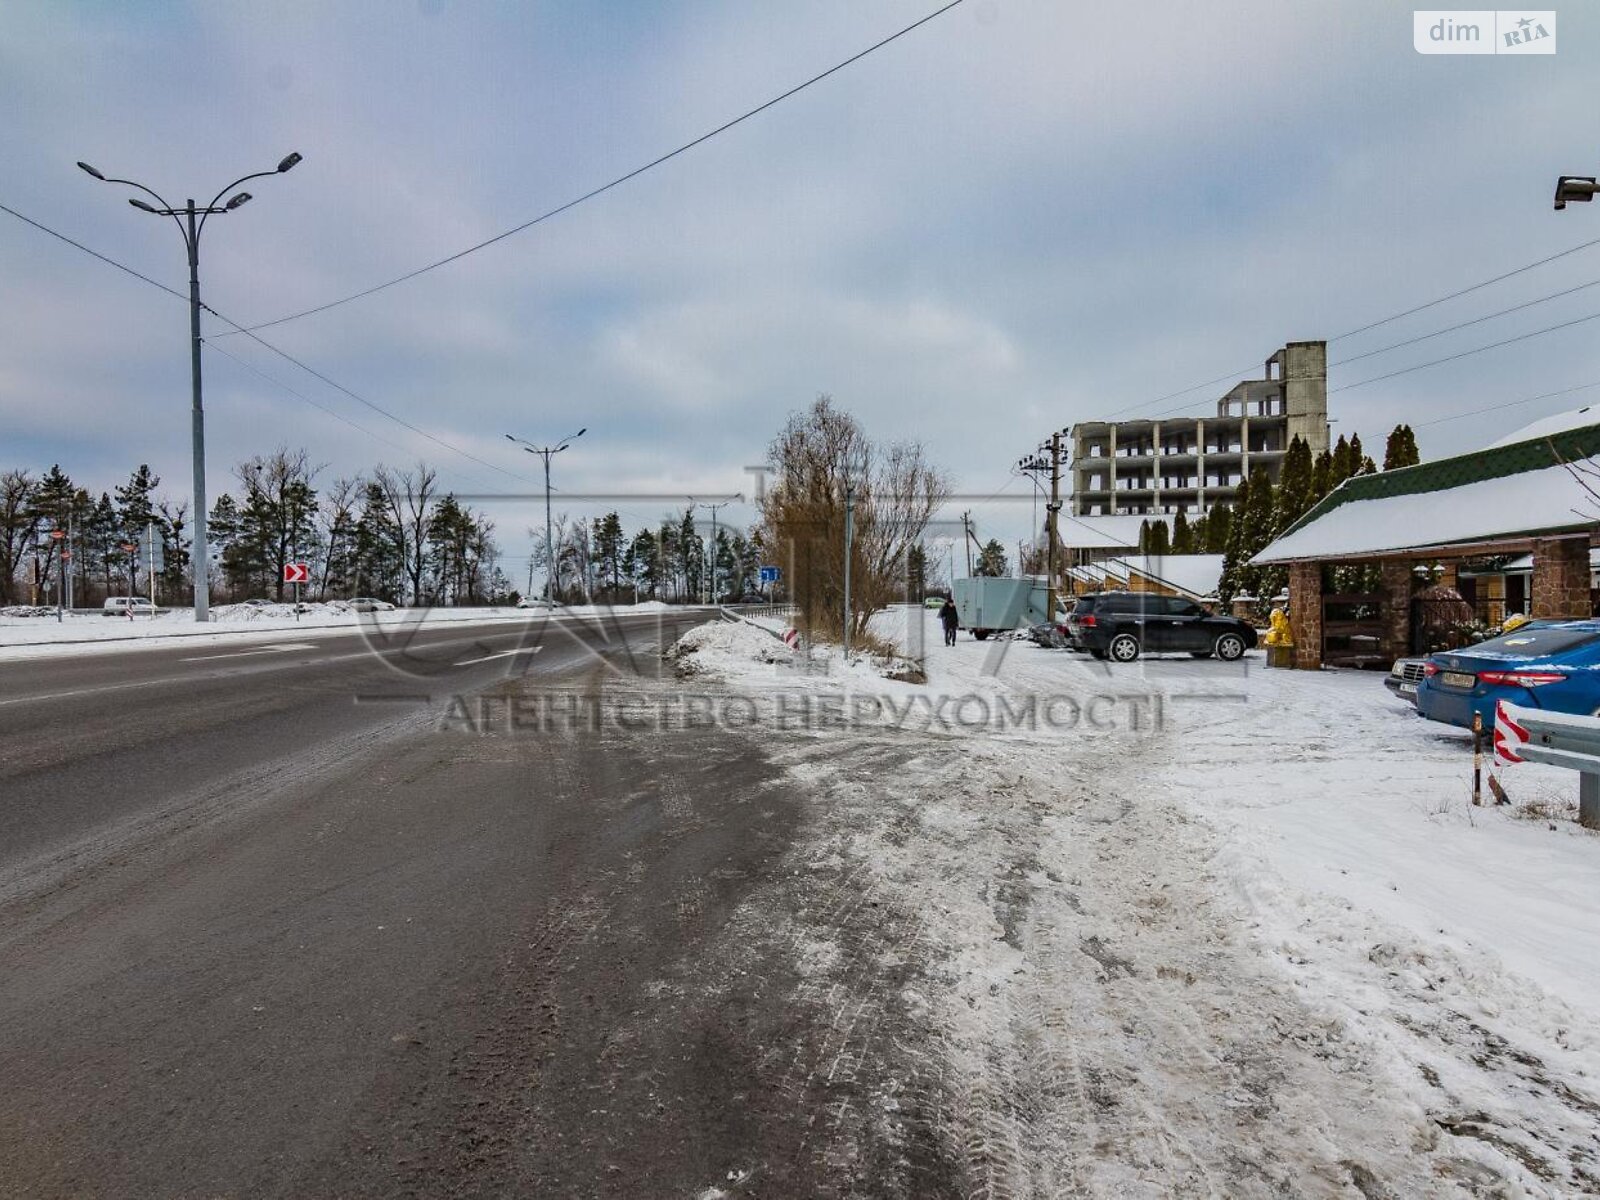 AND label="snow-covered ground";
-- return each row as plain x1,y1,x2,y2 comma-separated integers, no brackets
671,607,1600,1195
0,599,679,661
